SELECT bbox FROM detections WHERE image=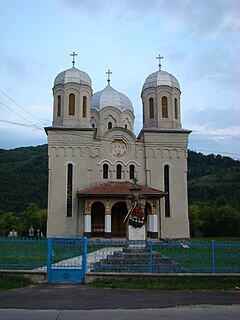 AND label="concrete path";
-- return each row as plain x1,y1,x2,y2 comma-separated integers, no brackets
38,247,123,271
